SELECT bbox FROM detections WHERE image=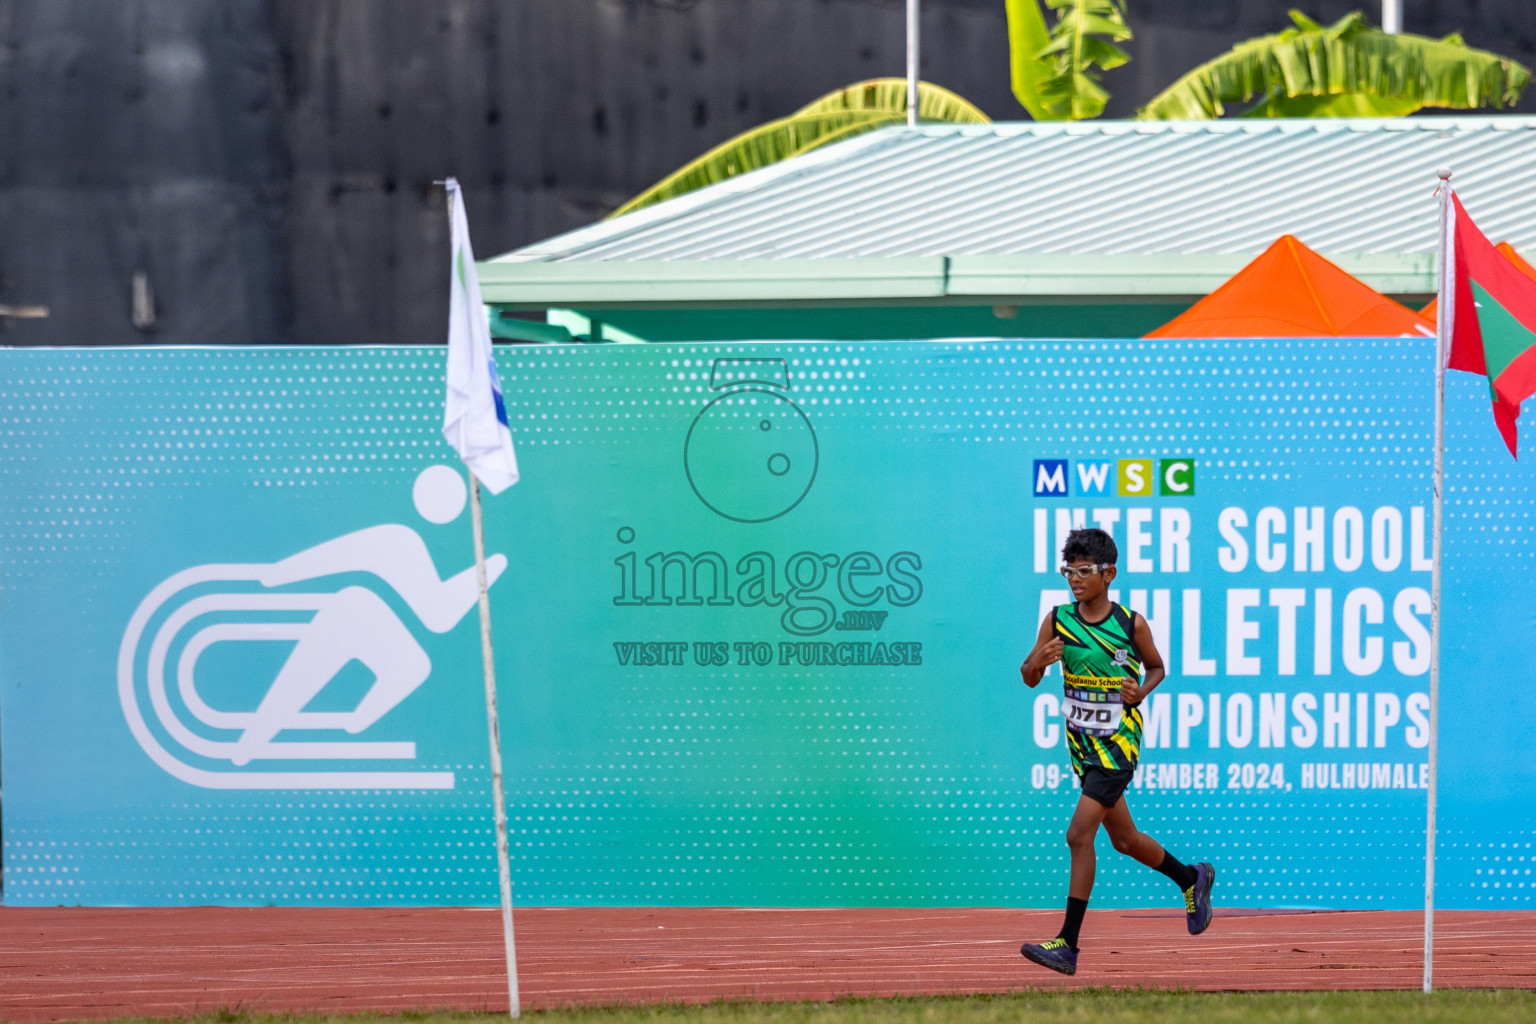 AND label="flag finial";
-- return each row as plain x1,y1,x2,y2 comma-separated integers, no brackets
1437,166,1453,181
